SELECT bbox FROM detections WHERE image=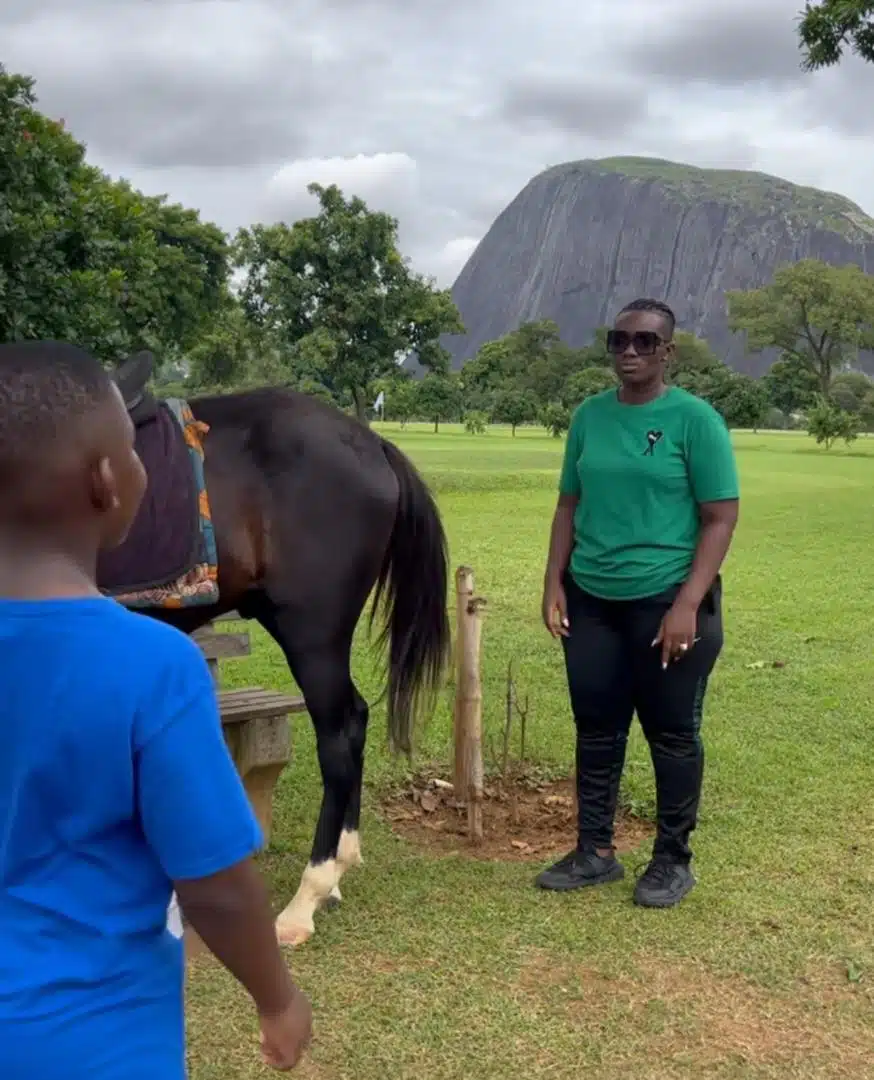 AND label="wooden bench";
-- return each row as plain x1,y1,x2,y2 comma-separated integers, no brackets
178,614,305,958
192,613,306,845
